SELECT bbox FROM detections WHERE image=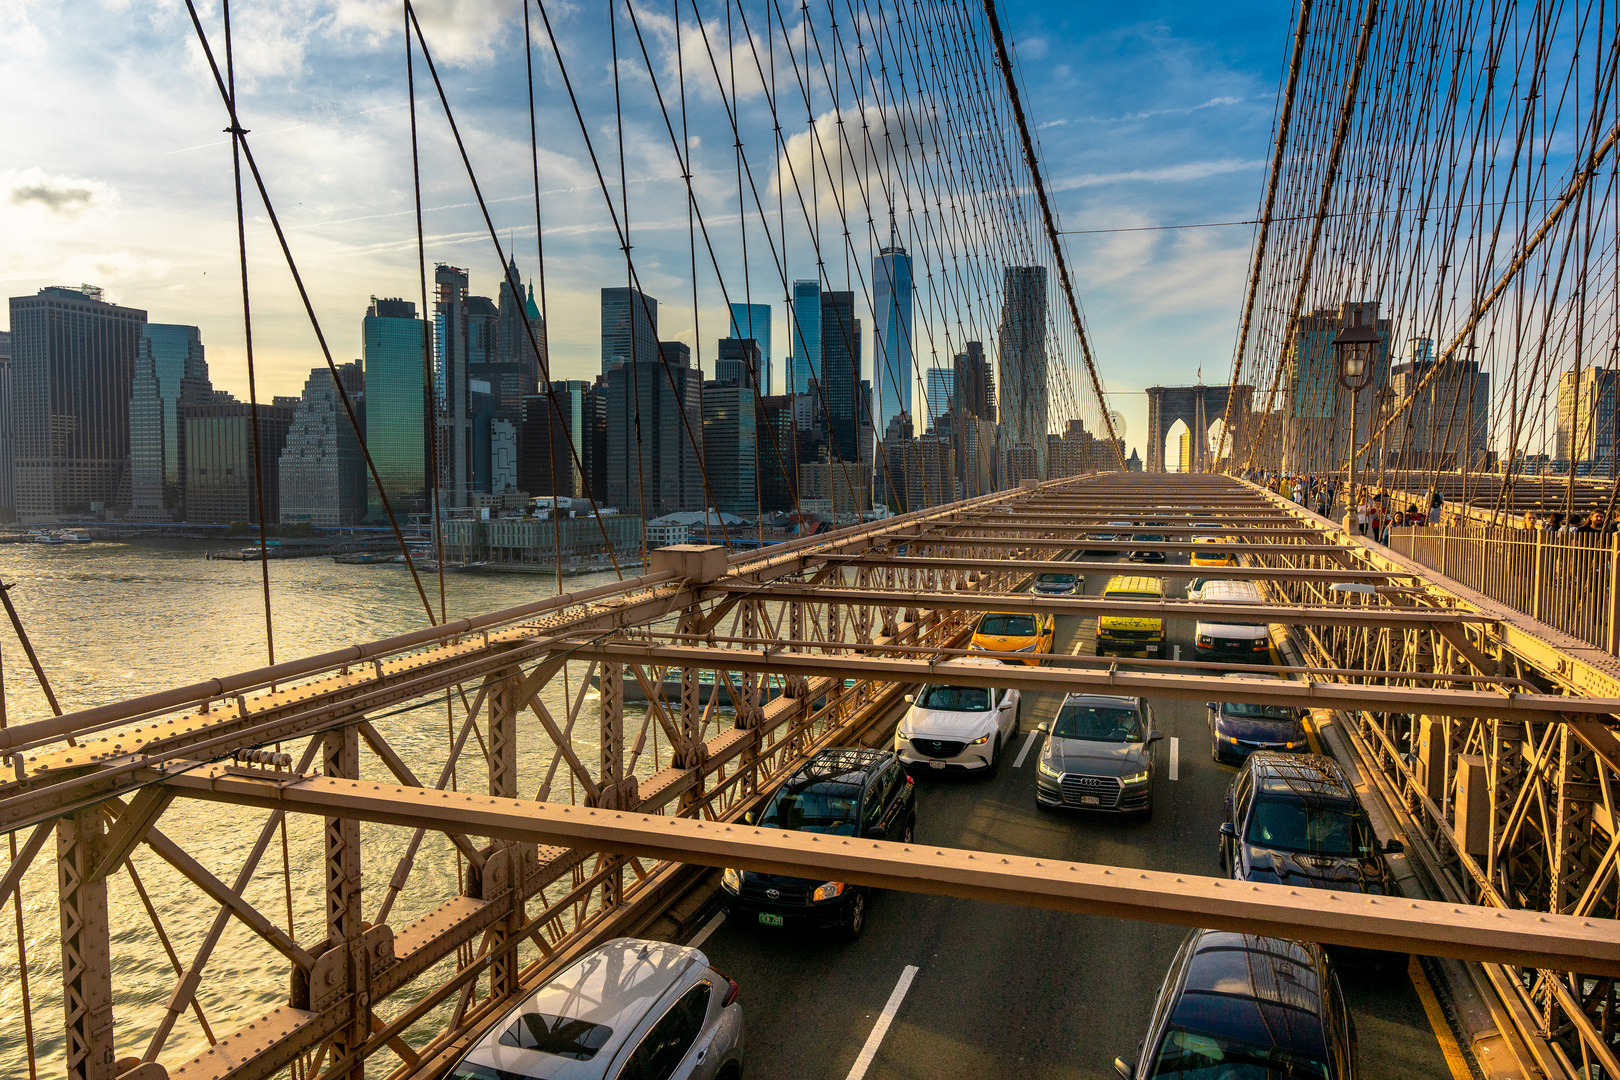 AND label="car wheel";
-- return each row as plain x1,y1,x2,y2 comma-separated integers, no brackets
842,890,866,941
1094,644,1106,656
901,818,915,845
986,736,1001,777
1013,700,1022,733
